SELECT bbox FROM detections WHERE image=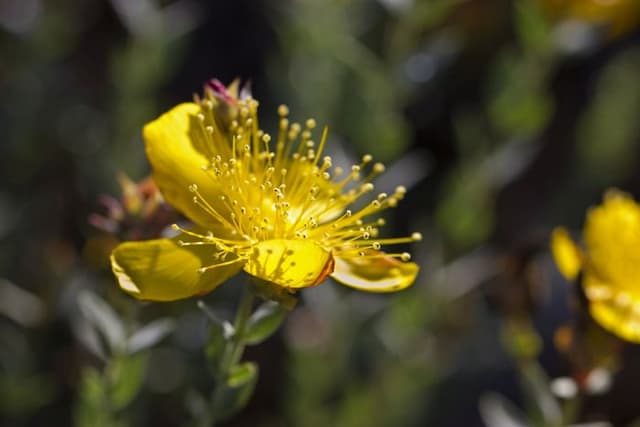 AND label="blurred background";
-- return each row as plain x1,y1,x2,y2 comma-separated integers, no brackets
2,0,640,426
